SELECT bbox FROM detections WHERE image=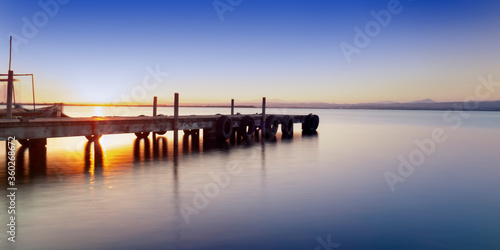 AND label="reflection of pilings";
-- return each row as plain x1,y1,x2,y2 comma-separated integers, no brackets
302,131,319,137
94,141,103,169
15,146,27,180
267,135,277,143
152,136,168,160
203,128,216,141
182,130,200,155
6,139,47,182
174,141,178,165
202,139,230,153
254,128,260,142
133,138,151,163
261,142,266,191
84,140,103,175
229,130,236,144
173,151,180,241
261,97,266,142
236,130,252,145
282,132,294,140
84,142,91,173
191,132,200,153
182,133,190,154
173,132,180,241
14,139,48,178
